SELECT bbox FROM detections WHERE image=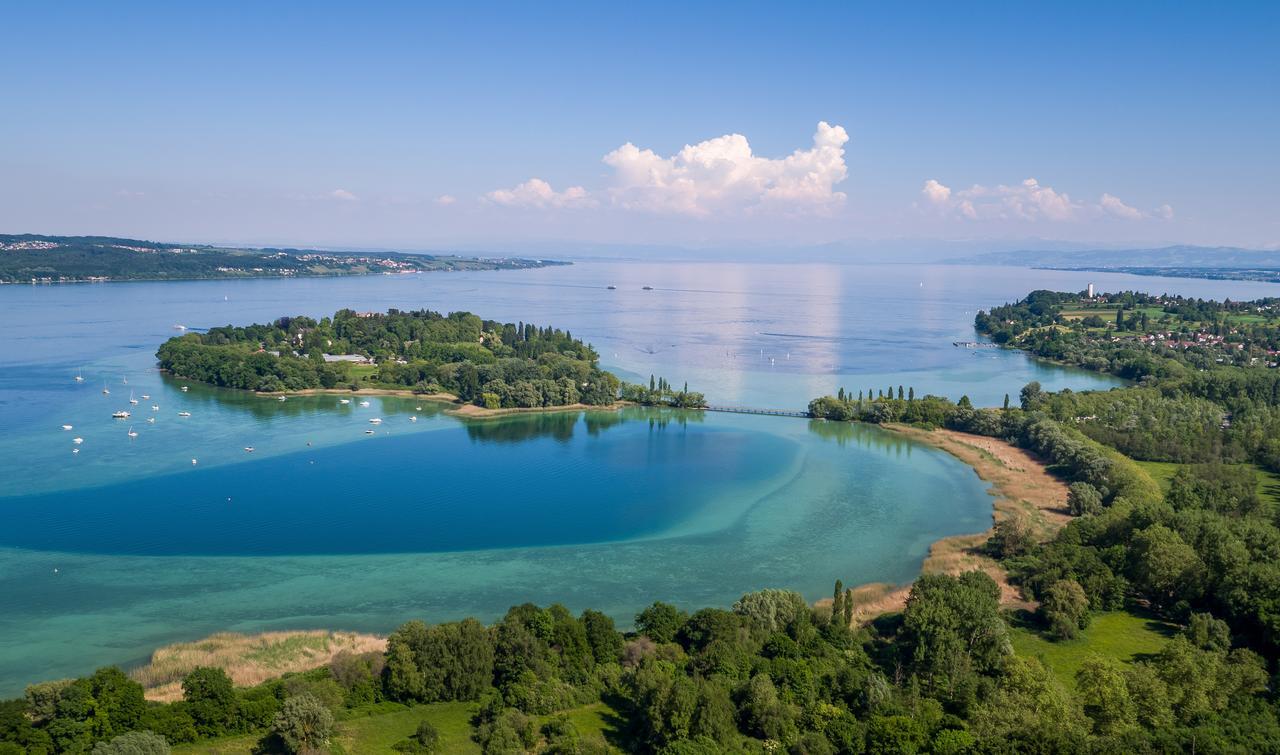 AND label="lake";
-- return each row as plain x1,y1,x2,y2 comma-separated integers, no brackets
1,260,1274,692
